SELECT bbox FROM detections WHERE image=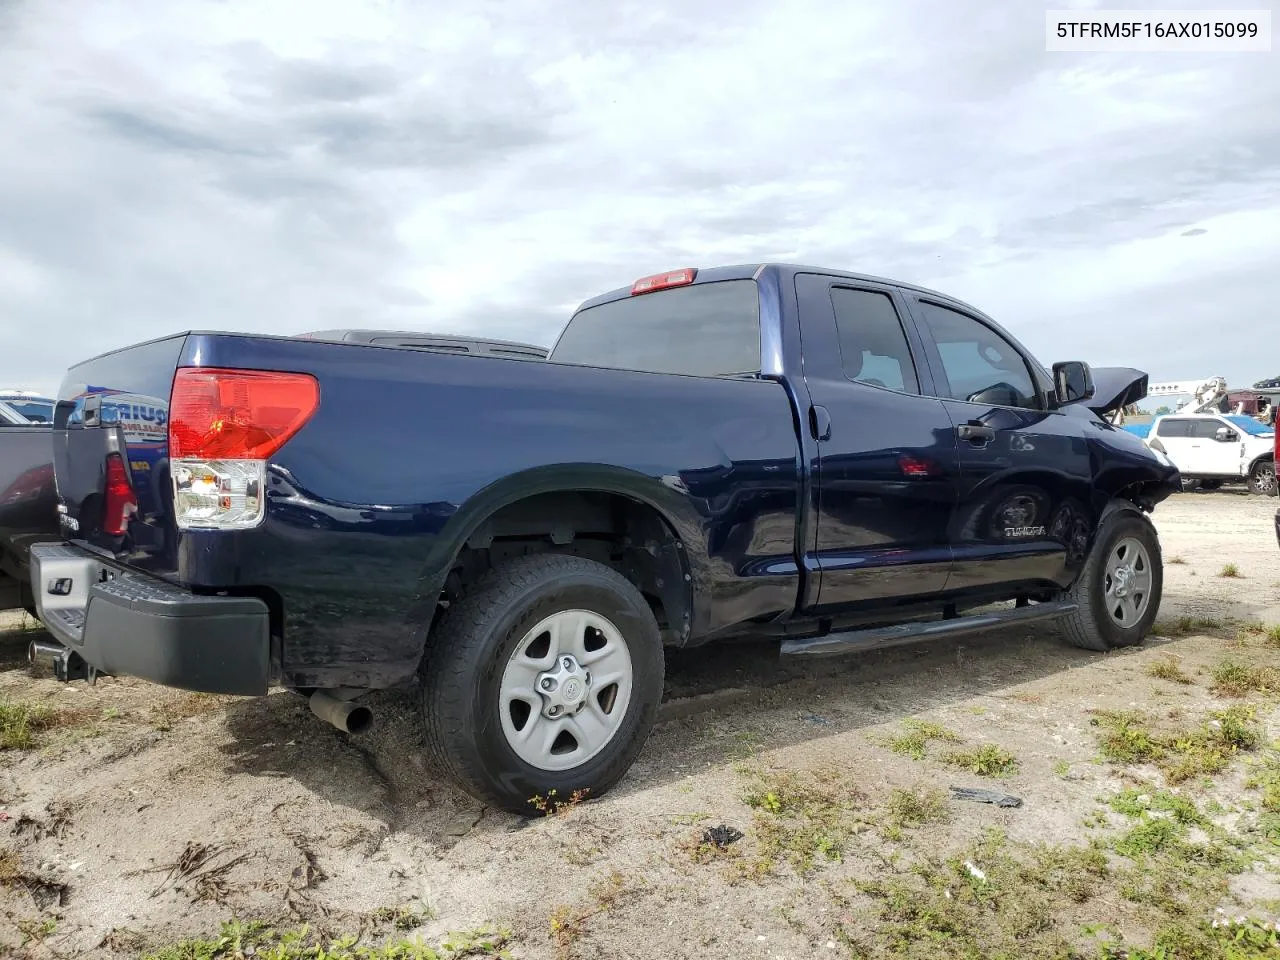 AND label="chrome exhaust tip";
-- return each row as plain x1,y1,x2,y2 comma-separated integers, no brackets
308,689,373,734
